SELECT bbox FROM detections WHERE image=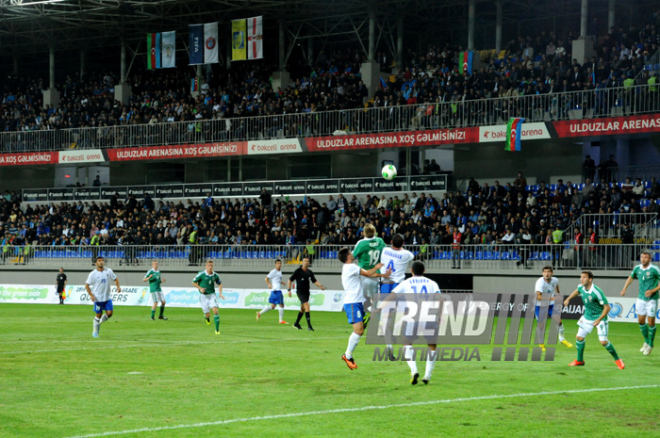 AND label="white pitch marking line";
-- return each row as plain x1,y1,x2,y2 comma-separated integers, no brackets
64,384,660,438
0,336,345,355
